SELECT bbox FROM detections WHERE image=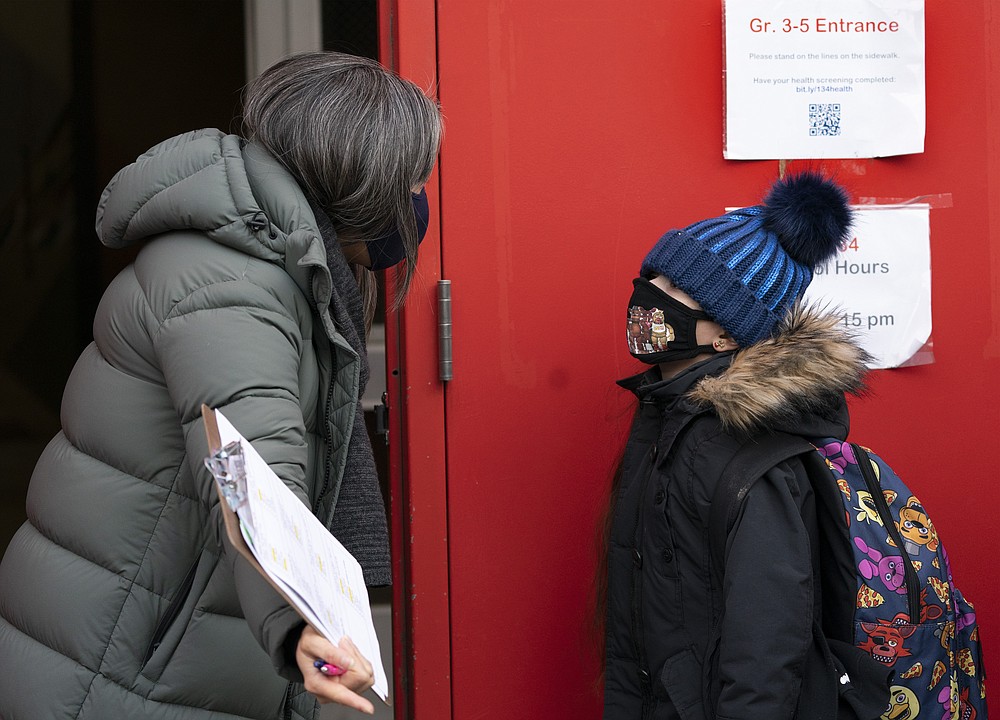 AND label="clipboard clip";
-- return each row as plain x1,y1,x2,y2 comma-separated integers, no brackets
204,440,248,512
